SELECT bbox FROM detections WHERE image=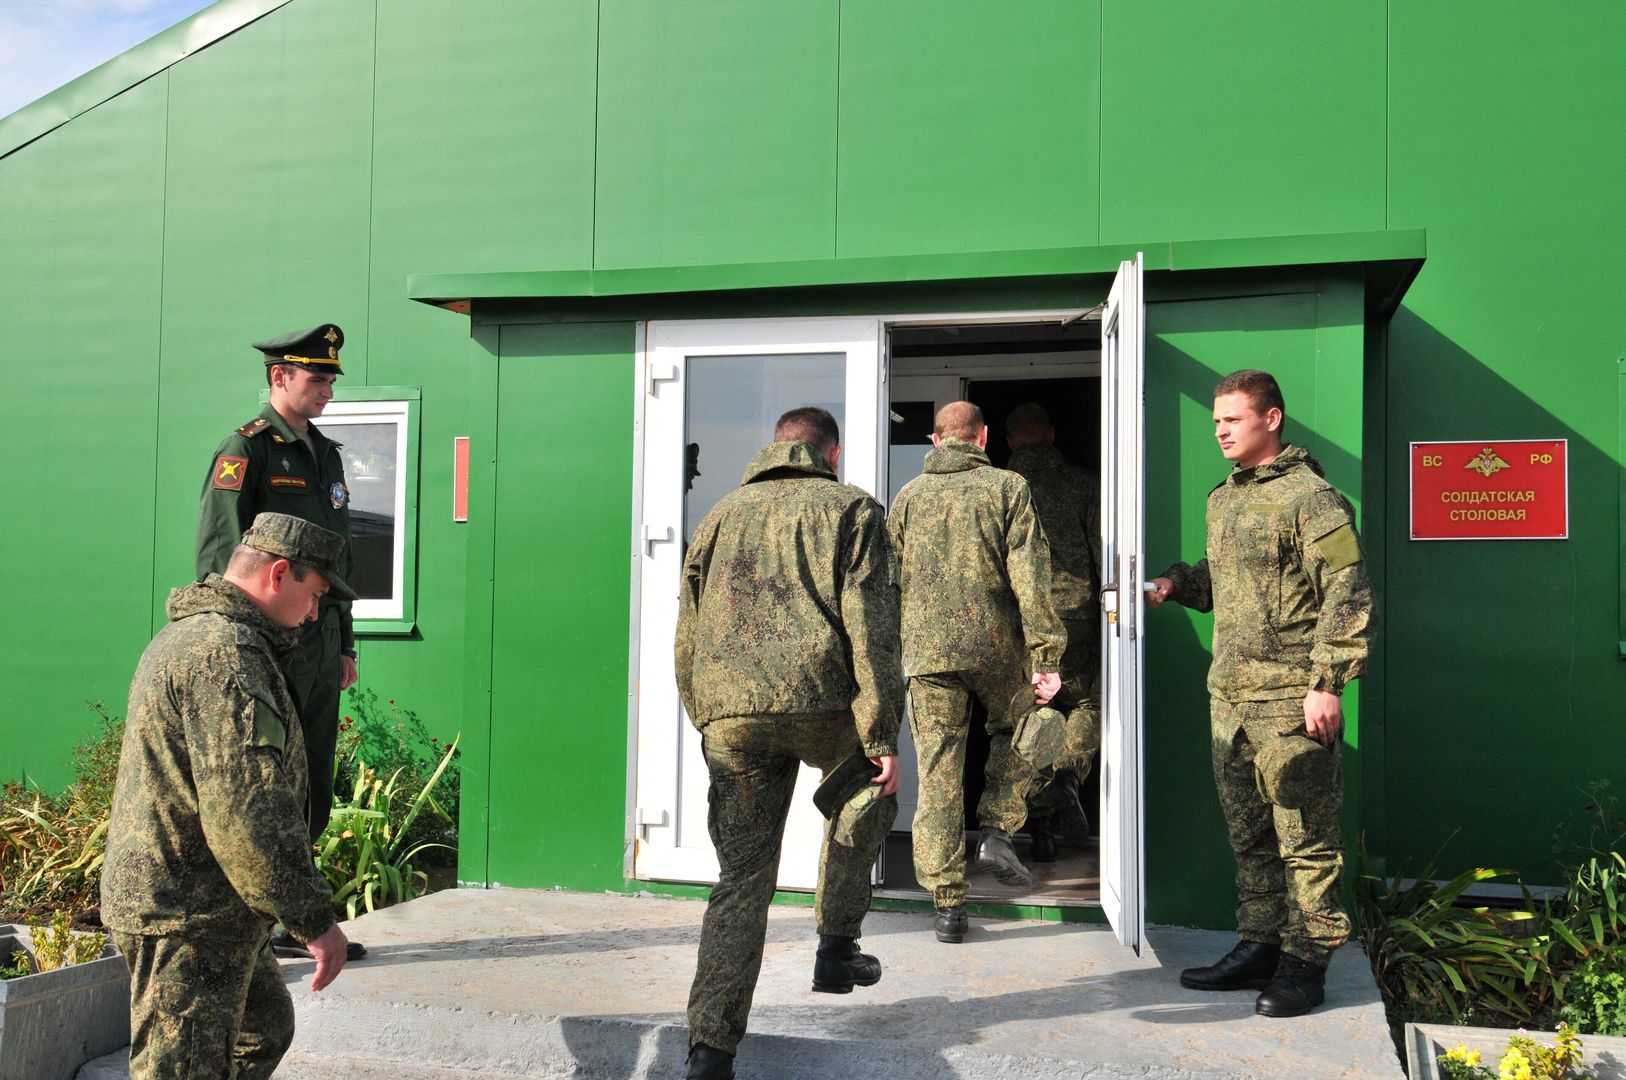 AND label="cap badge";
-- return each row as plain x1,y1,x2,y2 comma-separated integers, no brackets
324,327,339,344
